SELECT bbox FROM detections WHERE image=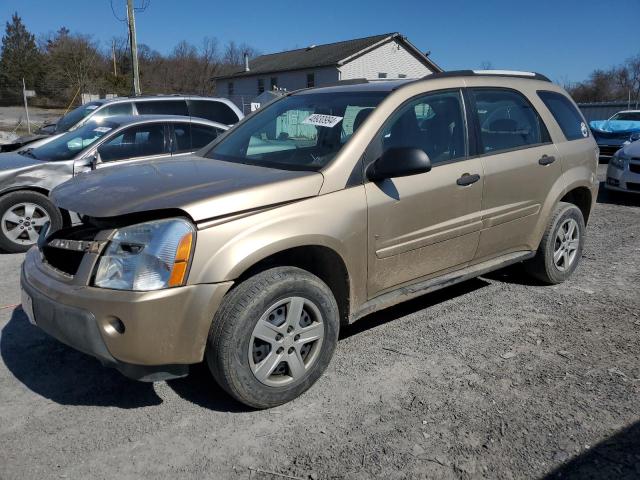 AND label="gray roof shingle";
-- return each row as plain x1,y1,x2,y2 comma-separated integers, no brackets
214,33,440,79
